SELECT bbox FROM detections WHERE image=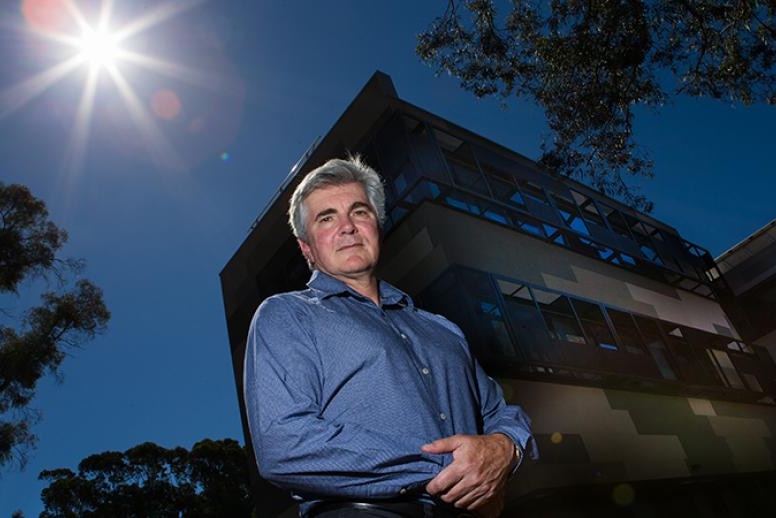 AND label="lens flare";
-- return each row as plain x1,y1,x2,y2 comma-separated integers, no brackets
3,0,211,173
21,0,70,34
151,89,182,120
77,26,120,69
611,483,635,506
